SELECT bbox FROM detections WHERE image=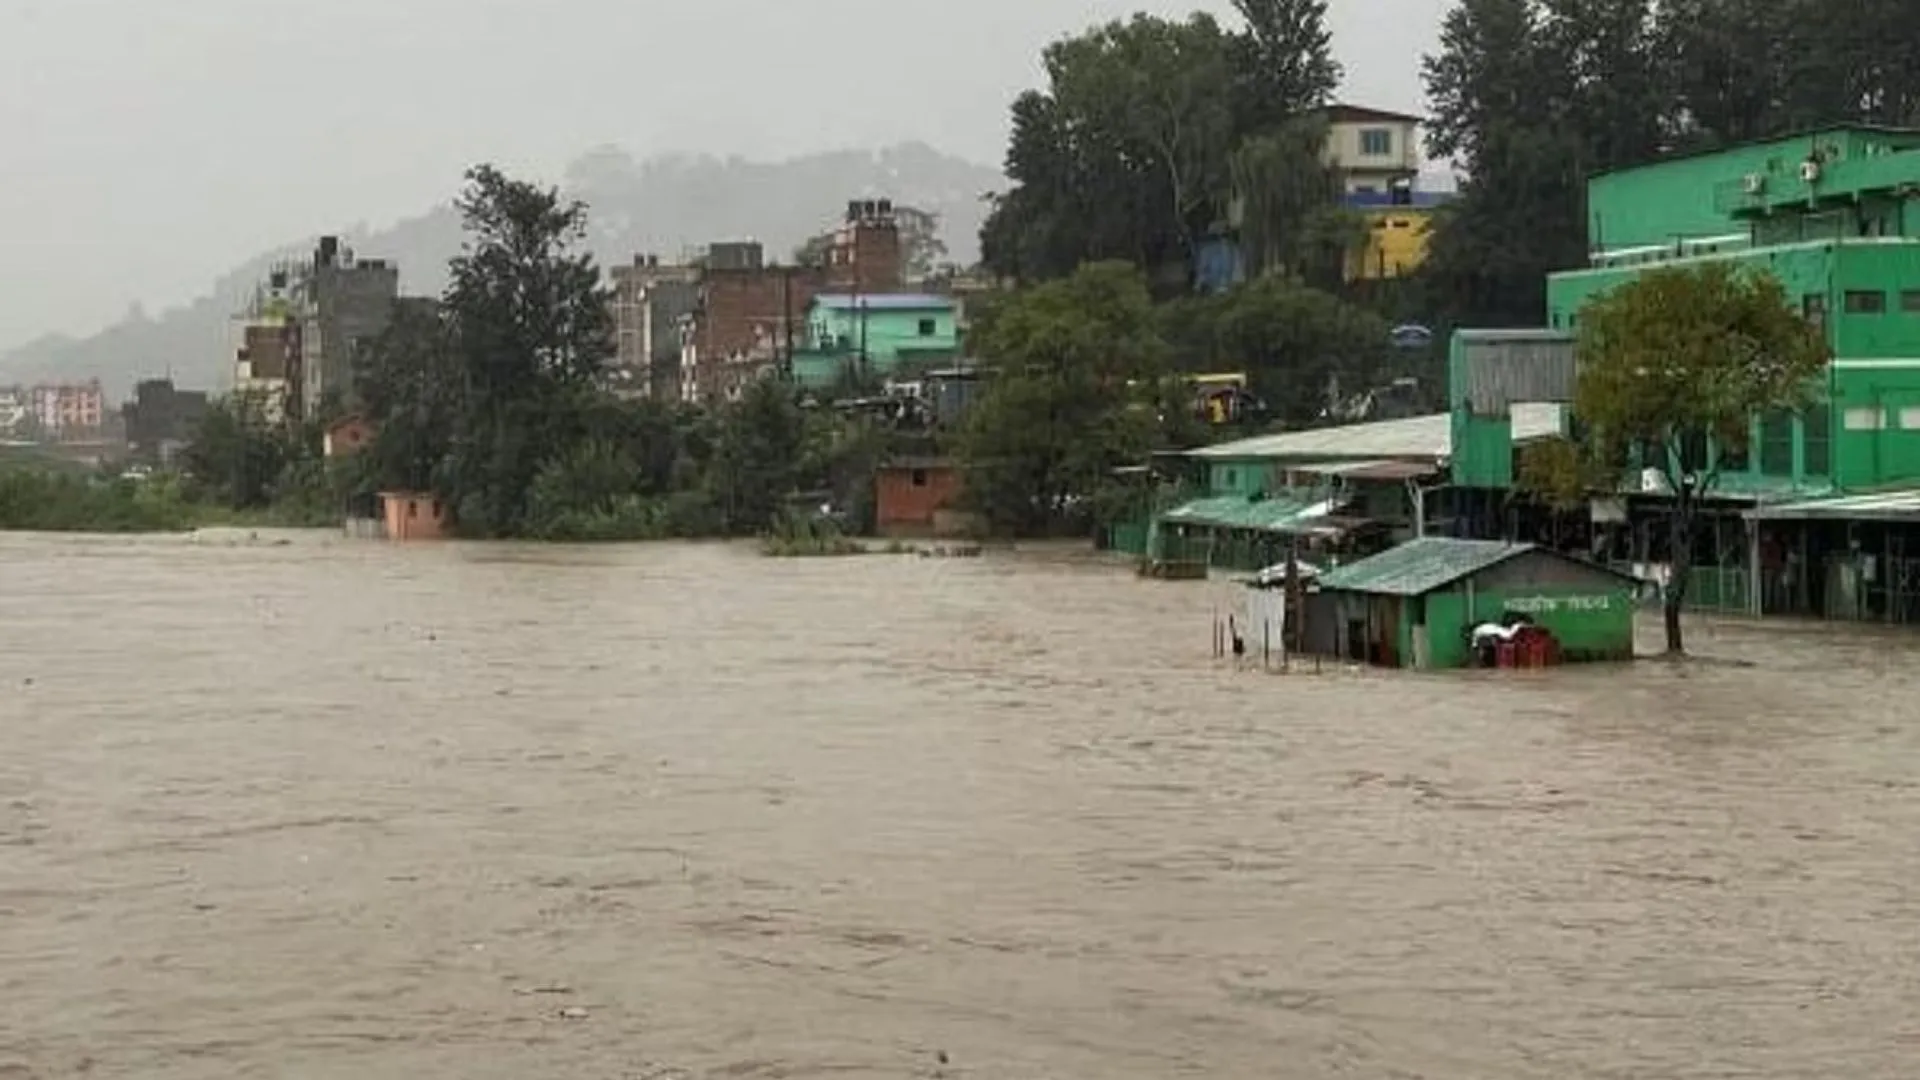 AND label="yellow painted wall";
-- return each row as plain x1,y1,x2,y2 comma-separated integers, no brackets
1346,207,1434,281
